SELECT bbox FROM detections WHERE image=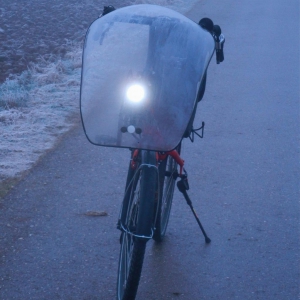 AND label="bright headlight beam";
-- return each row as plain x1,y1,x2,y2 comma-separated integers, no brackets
126,84,145,103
